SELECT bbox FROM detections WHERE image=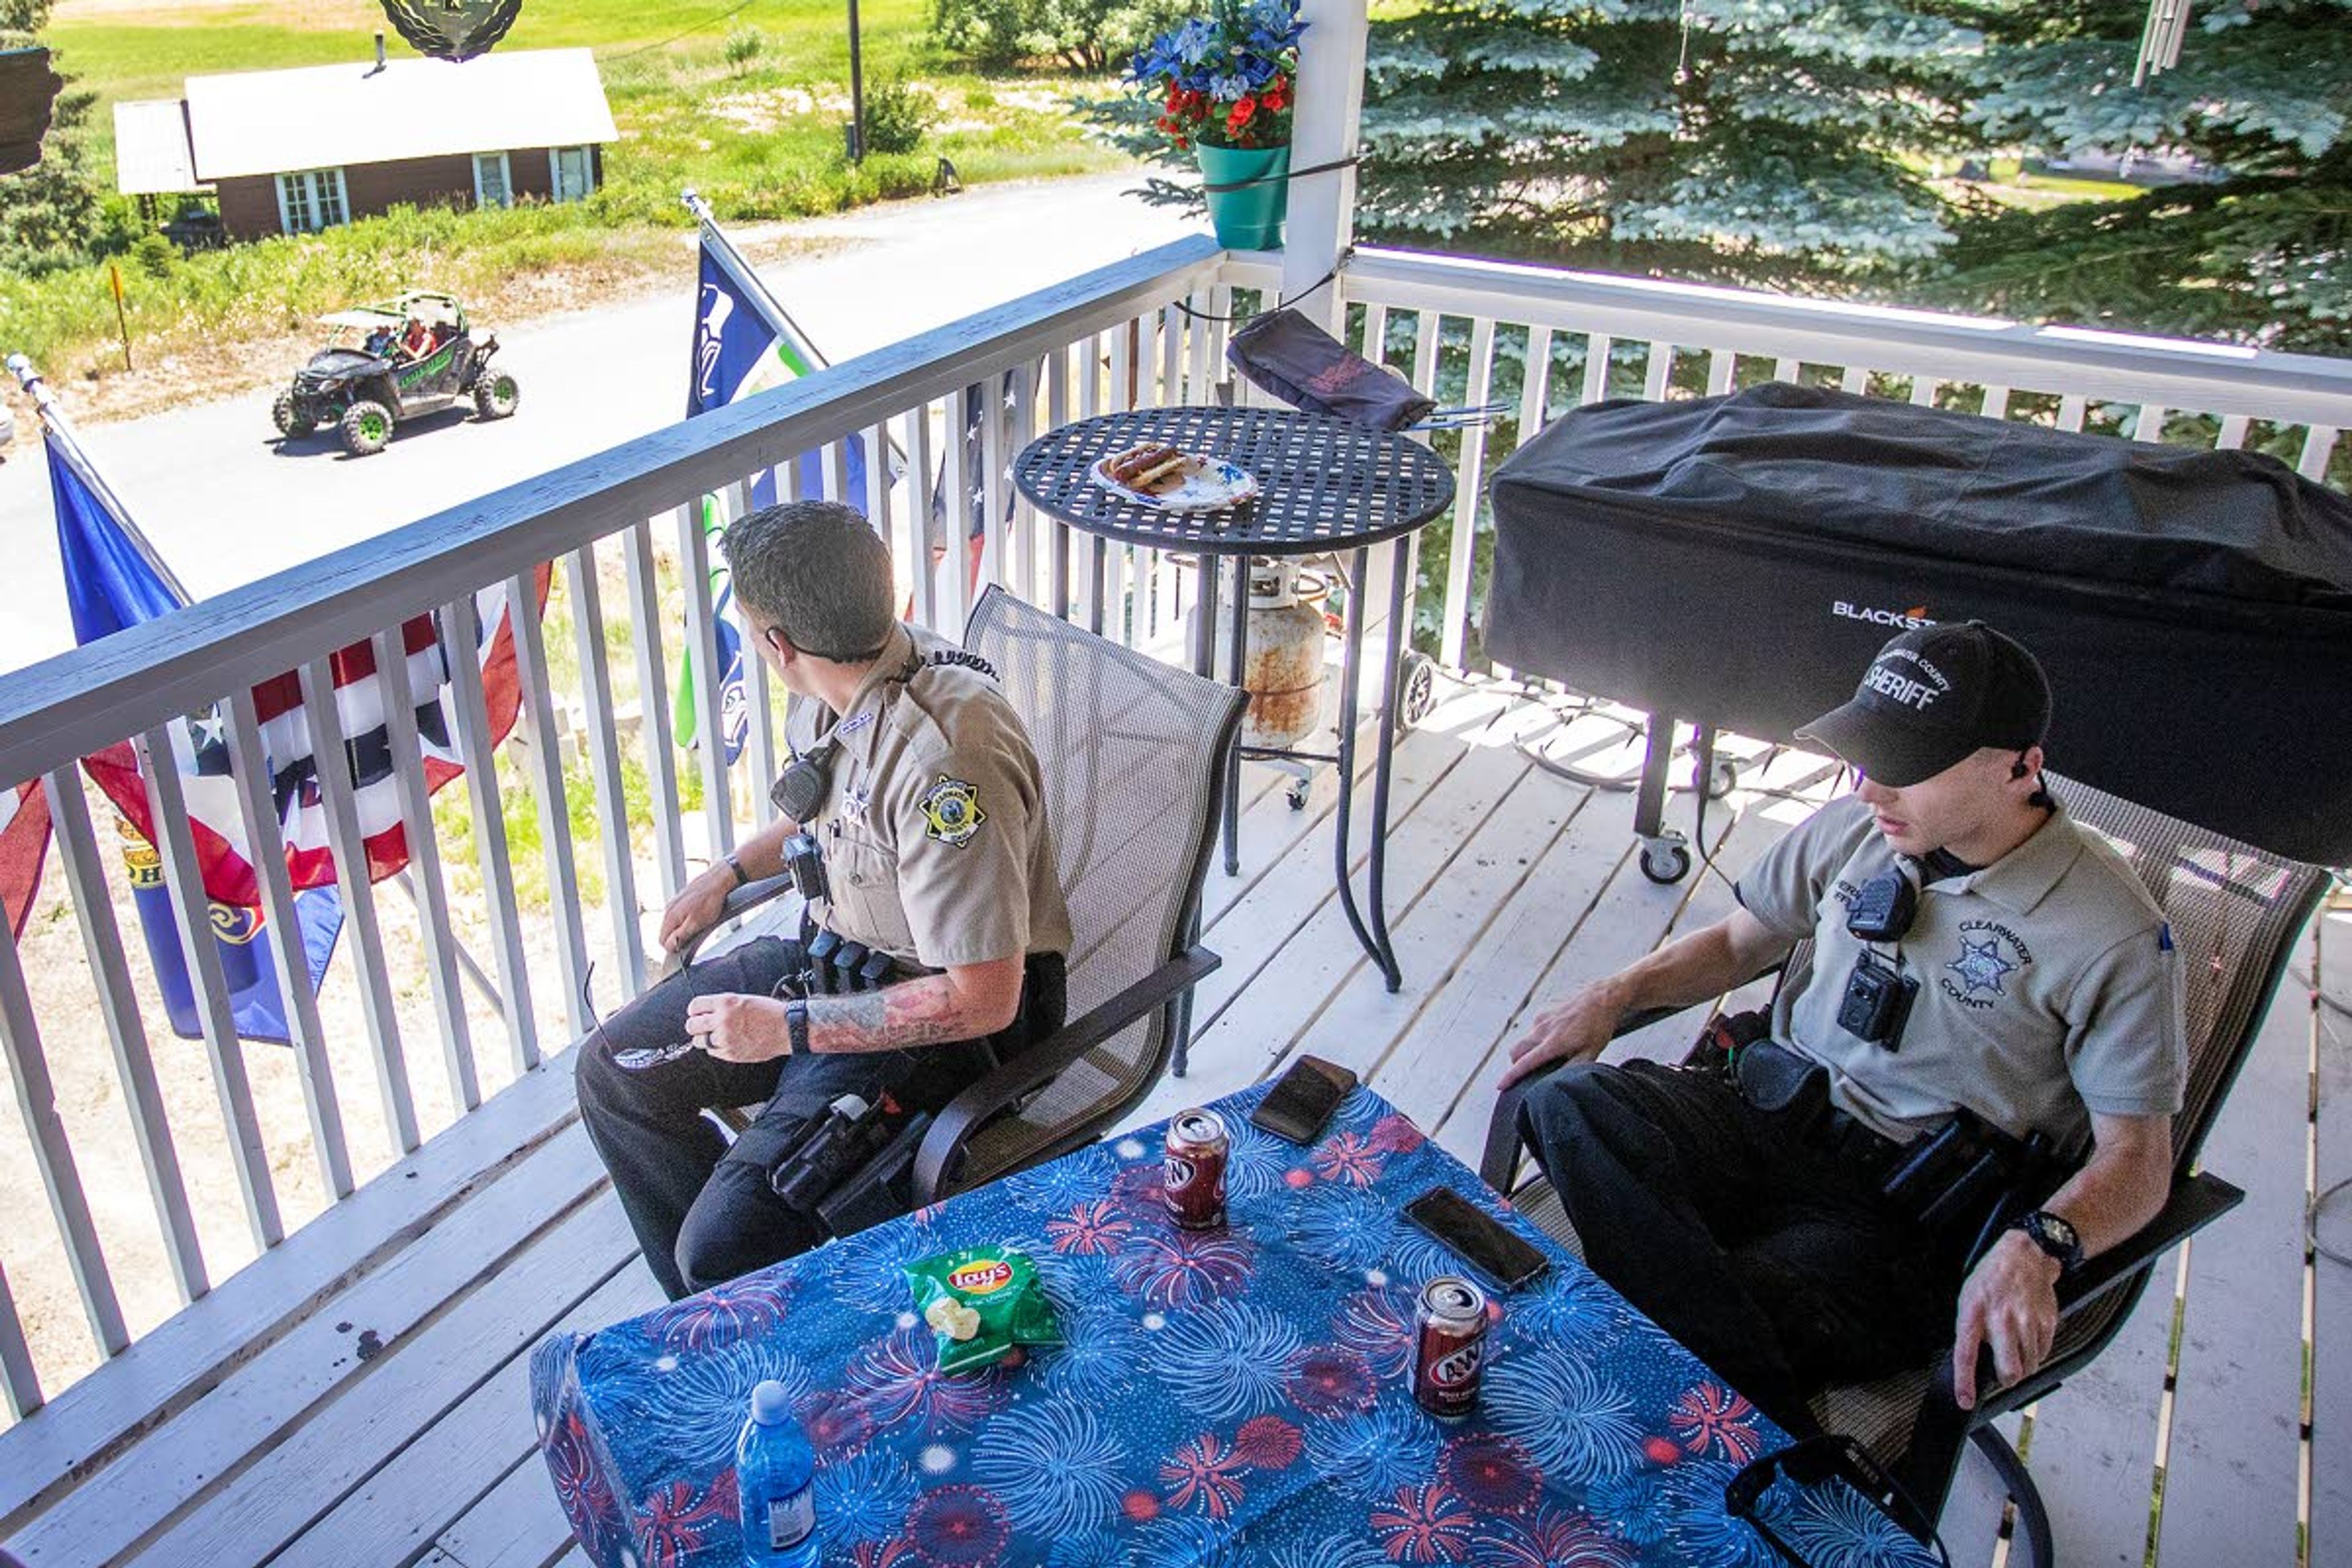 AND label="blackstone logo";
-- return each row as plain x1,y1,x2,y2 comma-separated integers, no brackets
1833,600,1937,630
